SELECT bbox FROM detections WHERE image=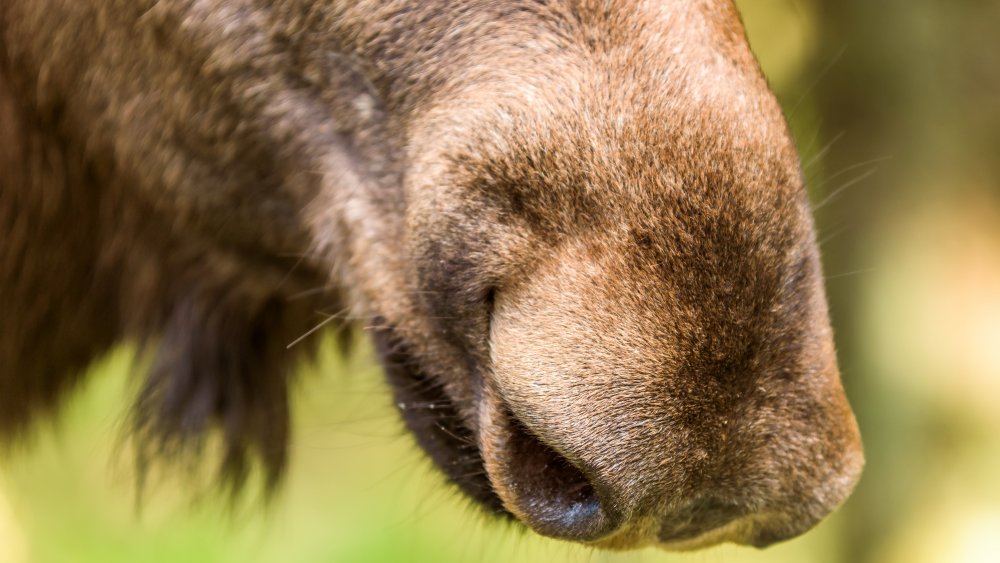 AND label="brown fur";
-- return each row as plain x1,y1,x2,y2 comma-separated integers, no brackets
0,0,862,550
